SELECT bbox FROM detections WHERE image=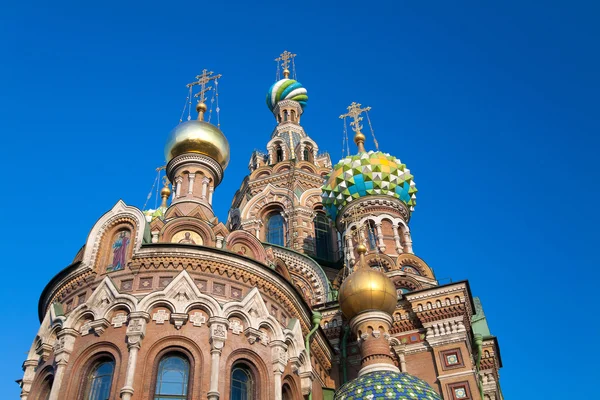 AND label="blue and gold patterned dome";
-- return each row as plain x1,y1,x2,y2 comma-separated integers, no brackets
321,151,417,219
334,371,441,400
266,78,308,111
